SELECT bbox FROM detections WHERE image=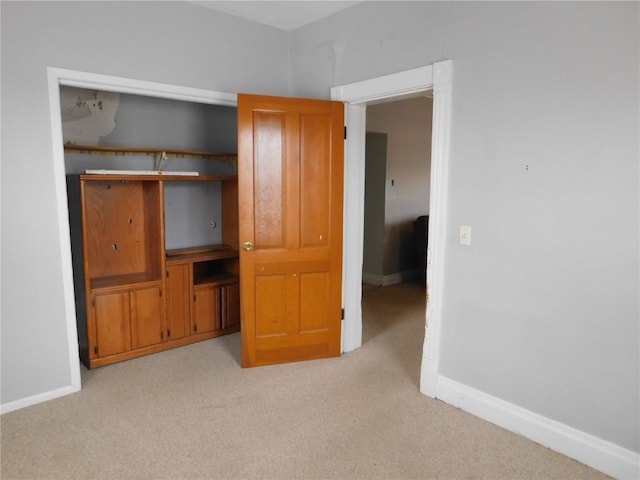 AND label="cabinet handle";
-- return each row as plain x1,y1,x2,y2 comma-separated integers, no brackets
242,241,254,251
